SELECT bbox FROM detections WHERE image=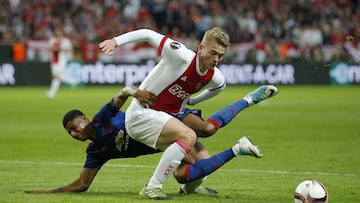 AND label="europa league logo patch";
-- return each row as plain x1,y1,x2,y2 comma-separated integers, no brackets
170,41,181,49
